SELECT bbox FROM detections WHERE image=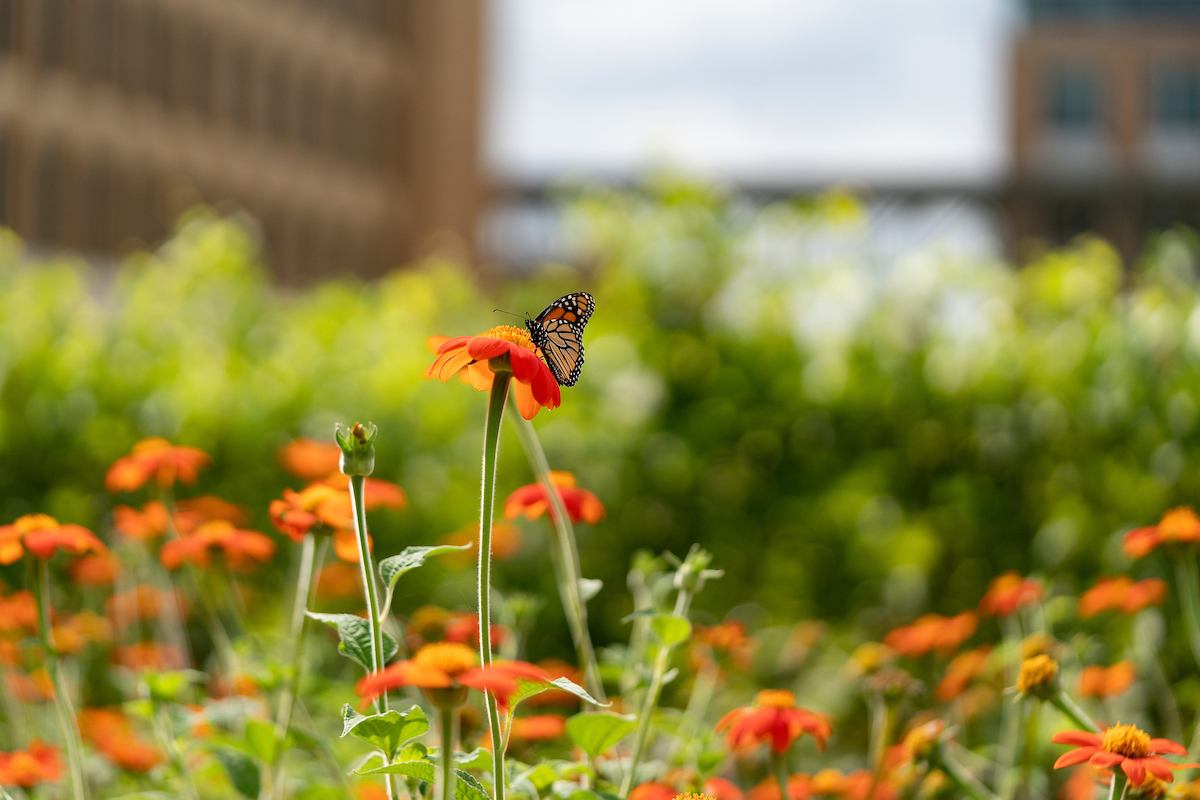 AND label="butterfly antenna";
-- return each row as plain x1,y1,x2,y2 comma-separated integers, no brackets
492,308,525,321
